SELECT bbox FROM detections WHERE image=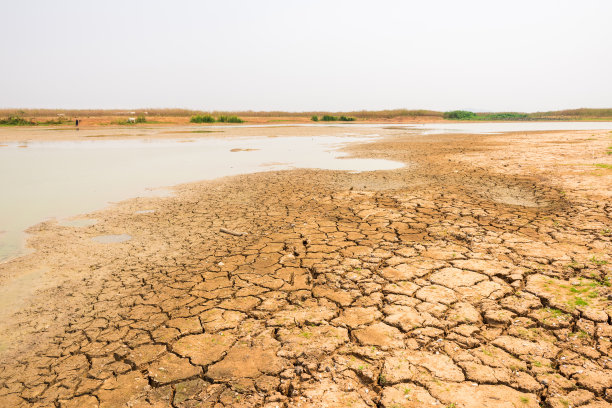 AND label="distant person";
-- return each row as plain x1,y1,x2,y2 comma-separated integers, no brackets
75,118,79,130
